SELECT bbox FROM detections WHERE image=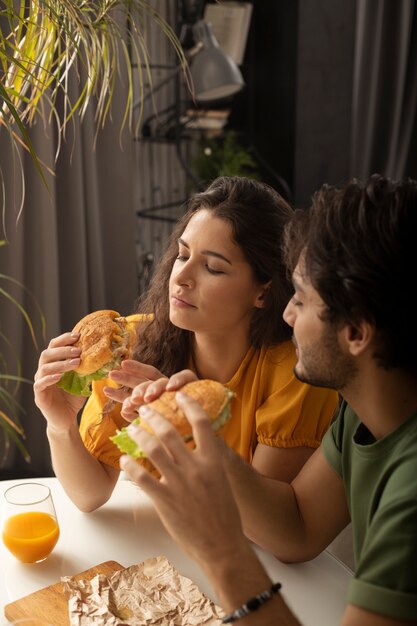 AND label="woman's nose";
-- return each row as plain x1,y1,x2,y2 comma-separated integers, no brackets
174,262,195,287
